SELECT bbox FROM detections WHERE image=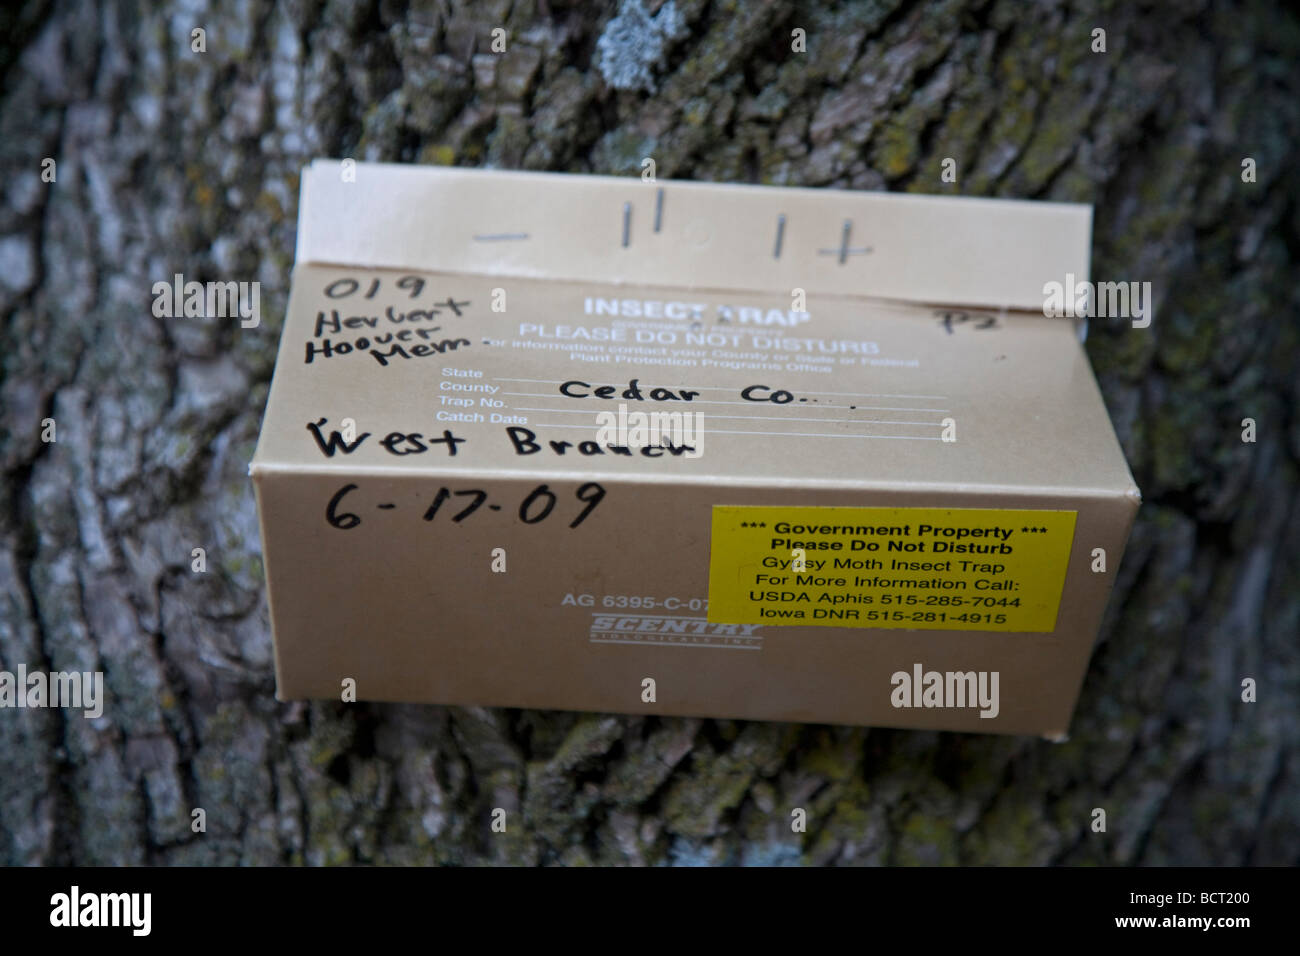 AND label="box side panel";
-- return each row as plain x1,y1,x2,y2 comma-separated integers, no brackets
259,471,1135,736
251,470,297,701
